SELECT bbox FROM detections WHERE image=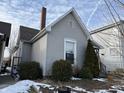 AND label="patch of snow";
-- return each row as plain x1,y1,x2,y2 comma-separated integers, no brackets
111,85,124,89
0,80,33,93
1,80,124,93
73,86,86,92
111,85,122,89
0,73,10,76
71,77,81,80
94,89,108,93
93,78,107,82
117,90,124,93
6,67,11,72
0,80,53,93
66,86,87,92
